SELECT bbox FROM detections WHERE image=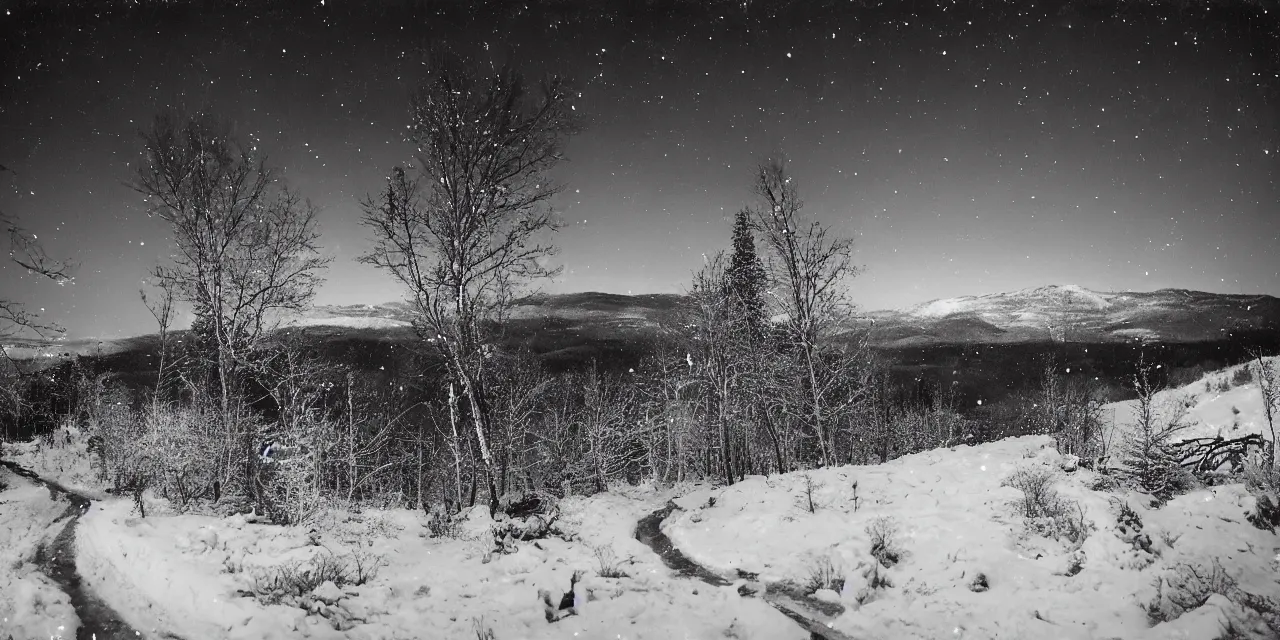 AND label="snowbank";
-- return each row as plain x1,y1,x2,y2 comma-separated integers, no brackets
0,468,79,640
664,436,1280,639
74,483,804,640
